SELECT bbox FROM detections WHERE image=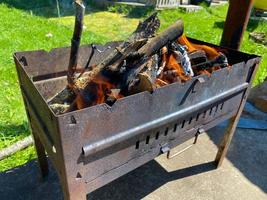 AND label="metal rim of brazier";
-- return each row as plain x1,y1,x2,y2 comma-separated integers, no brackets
14,38,261,200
